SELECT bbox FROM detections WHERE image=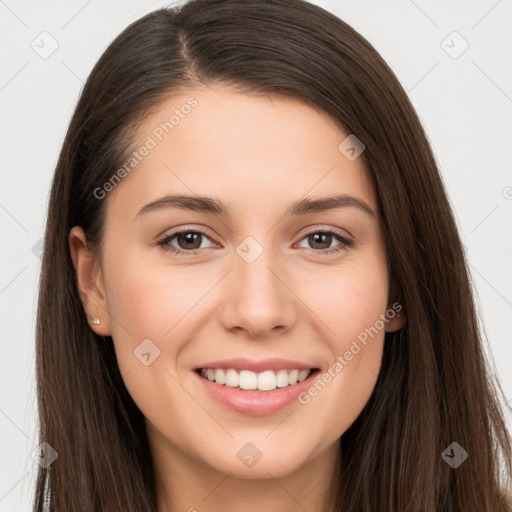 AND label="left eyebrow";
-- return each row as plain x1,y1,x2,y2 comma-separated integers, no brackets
134,193,376,220
288,194,376,218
